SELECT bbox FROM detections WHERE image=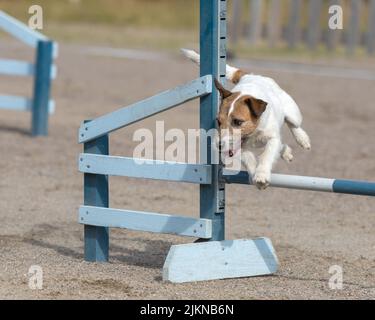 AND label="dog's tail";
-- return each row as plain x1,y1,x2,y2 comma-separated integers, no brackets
181,48,246,84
